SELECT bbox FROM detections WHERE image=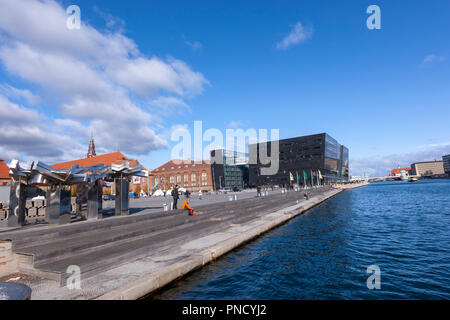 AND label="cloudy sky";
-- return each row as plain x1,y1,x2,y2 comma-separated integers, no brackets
0,0,449,177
